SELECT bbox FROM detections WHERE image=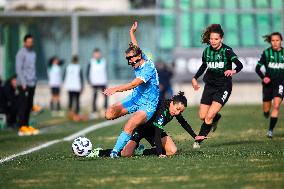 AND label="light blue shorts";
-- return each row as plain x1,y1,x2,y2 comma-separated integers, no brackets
121,95,158,121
